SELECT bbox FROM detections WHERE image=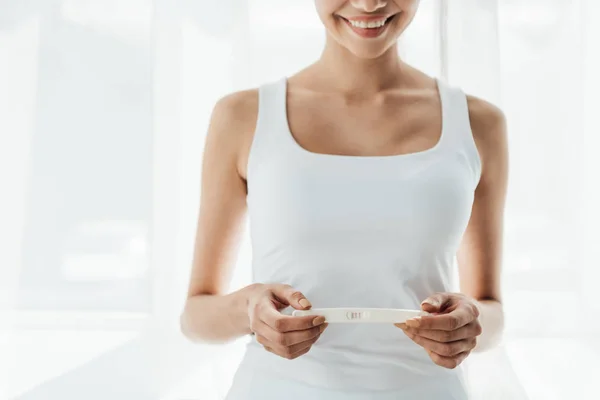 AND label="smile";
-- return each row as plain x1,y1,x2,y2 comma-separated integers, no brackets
339,13,399,39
